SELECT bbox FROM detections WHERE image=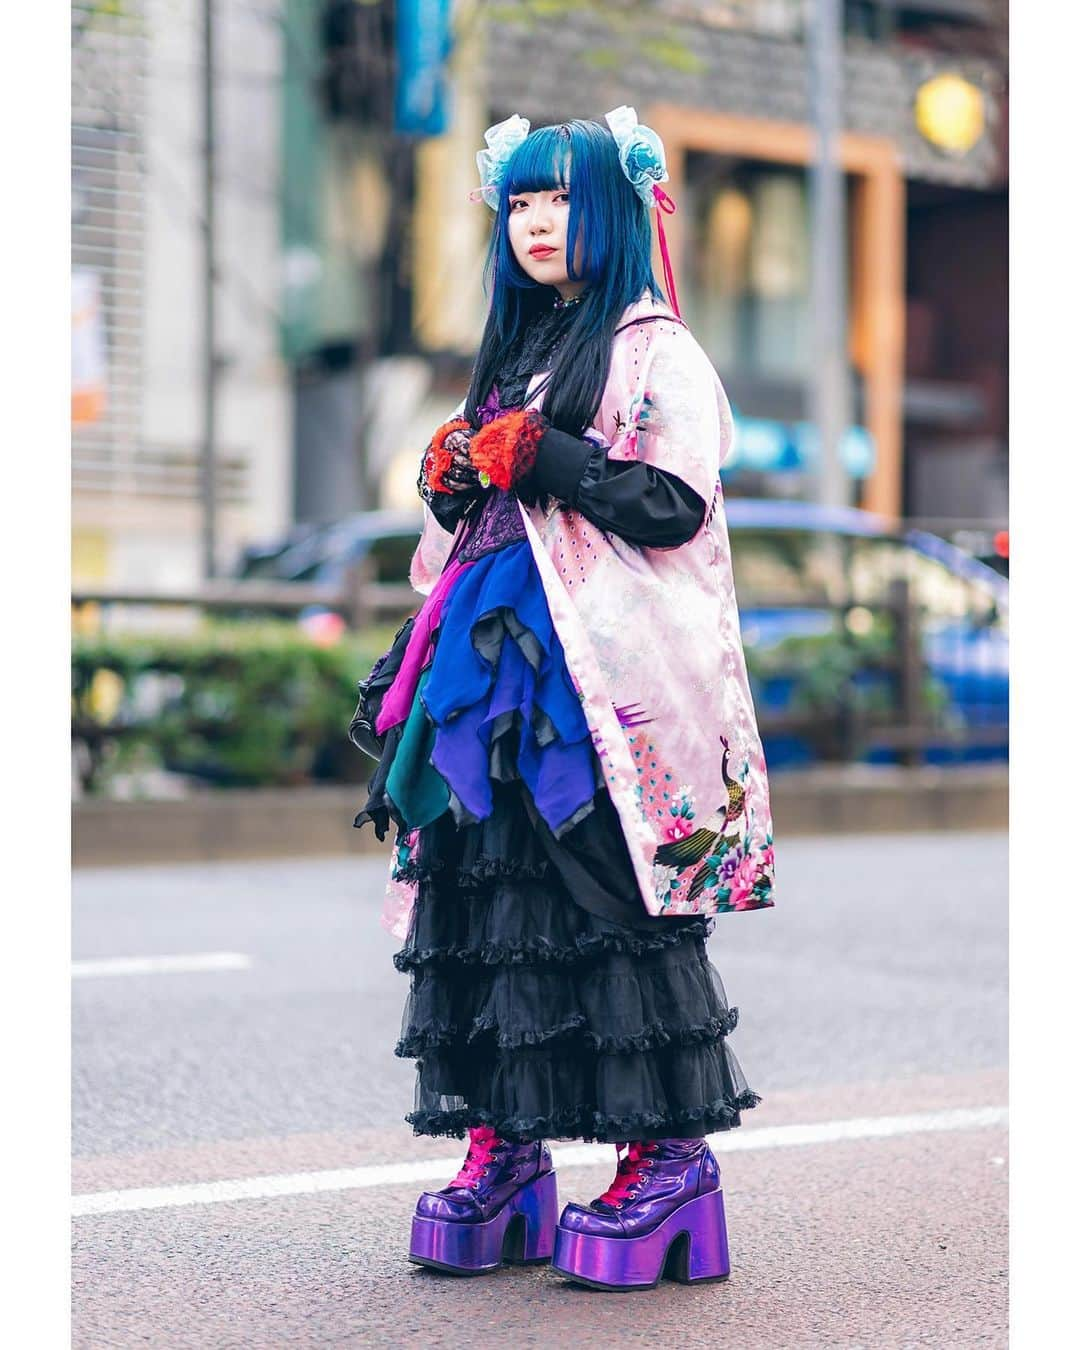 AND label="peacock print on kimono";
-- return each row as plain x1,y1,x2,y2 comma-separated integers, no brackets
654,736,748,902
